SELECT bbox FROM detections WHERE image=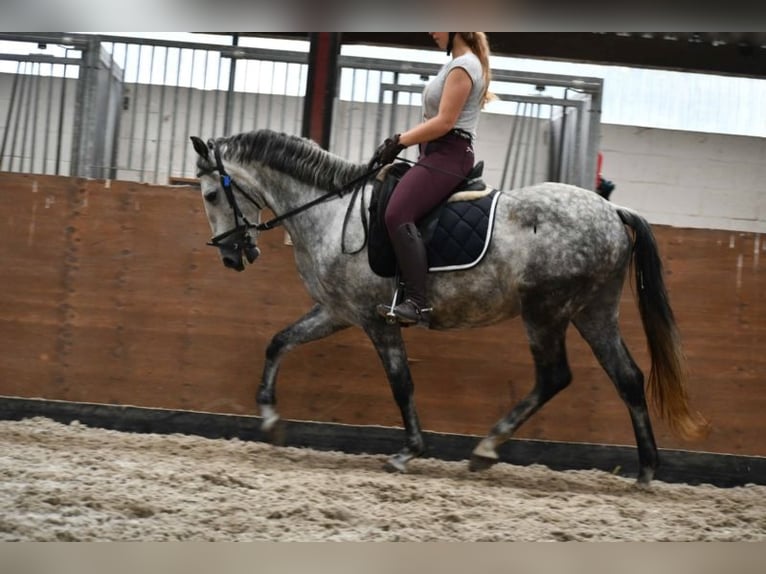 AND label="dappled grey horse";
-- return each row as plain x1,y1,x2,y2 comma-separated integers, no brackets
190,129,707,486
